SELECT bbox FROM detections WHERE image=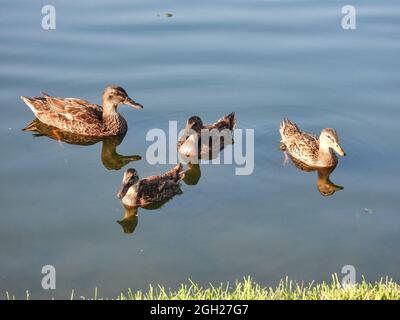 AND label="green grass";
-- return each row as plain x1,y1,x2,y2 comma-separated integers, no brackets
4,275,400,300
116,275,400,300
